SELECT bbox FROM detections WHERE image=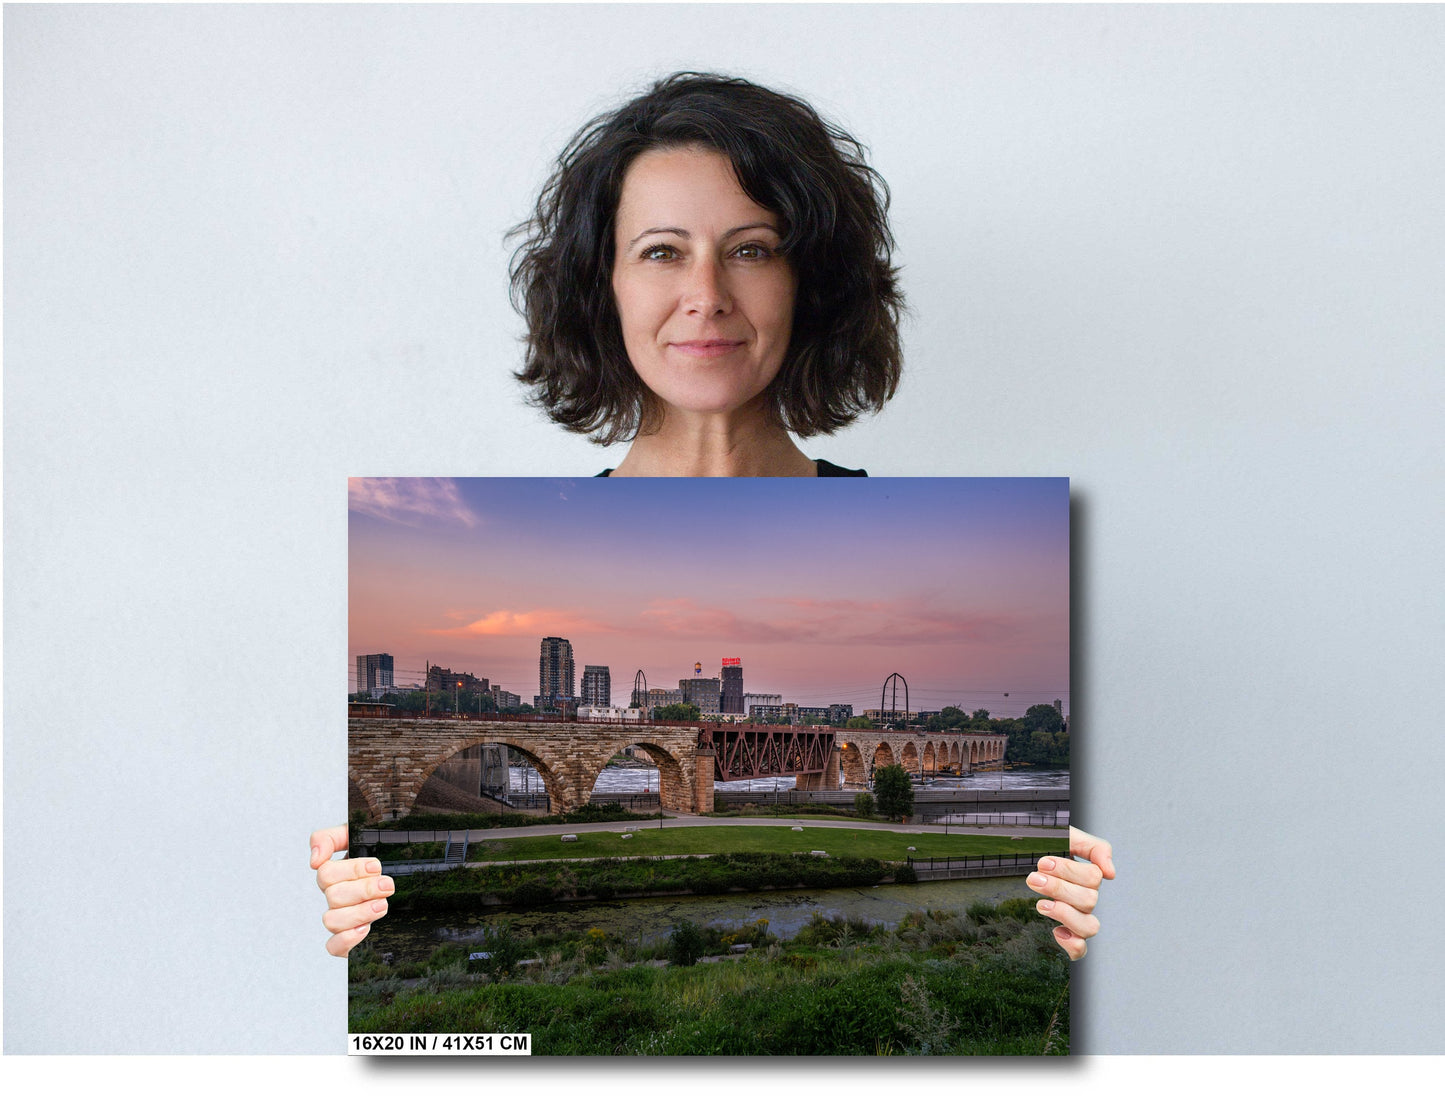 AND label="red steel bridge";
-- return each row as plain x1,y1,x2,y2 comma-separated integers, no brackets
701,725,834,783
